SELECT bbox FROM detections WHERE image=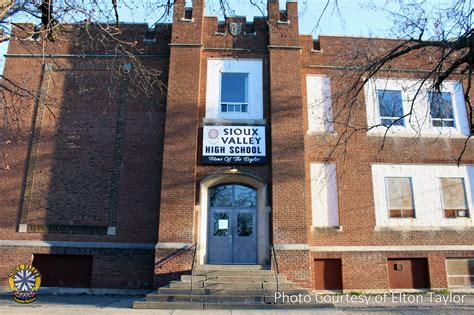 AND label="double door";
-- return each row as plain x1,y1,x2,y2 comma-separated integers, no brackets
208,207,257,264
